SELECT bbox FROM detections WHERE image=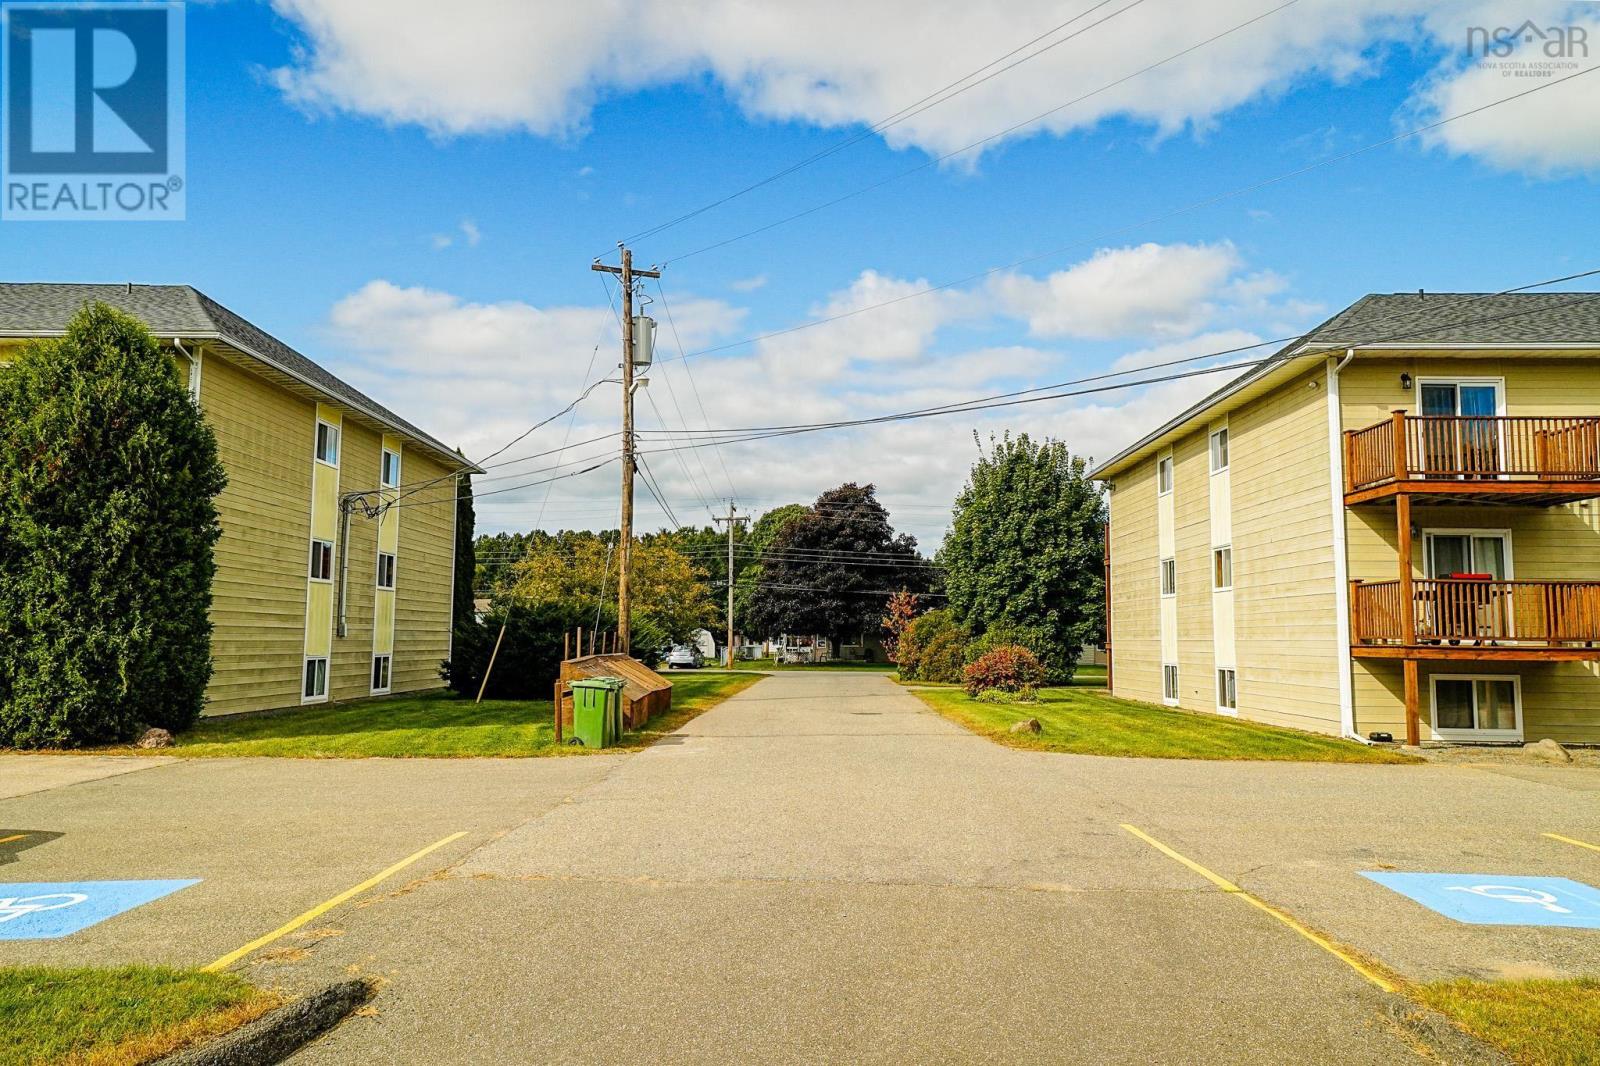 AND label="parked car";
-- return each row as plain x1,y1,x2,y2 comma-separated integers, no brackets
665,645,703,669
